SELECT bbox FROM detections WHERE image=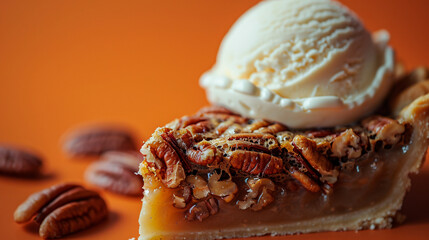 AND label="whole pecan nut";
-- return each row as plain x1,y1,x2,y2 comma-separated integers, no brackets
85,151,143,196
63,125,136,156
14,183,108,239
0,145,43,177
